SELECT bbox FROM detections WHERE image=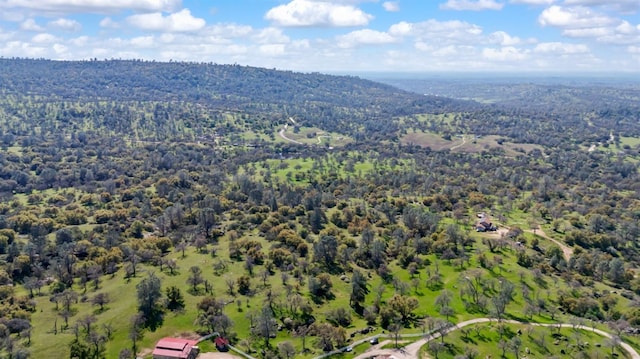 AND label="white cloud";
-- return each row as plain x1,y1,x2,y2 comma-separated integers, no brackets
414,41,432,52
253,27,290,44
382,1,400,12
432,45,475,56
389,19,483,44
259,44,286,56
20,19,43,31
336,29,396,48
538,5,640,44
538,6,616,28
388,21,412,36
31,33,60,43
53,43,68,56
616,21,637,34
482,46,528,60
0,10,24,21
265,0,373,27
48,18,82,31
159,33,174,43
130,35,155,48
595,28,640,45
201,24,253,39
533,41,589,53
562,27,611,37
509,0,554,4
70,35,89,46
488,31,521,45
99,17,119,28
628,45,640,53
0,0,182,14
0,41,48,57
127,9,205,32
563,0,640,14
440,0,504,11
